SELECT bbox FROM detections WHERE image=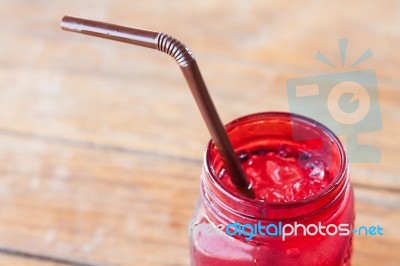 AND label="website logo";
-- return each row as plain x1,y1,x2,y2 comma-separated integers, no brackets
286,39,382,163
189,220,384,242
